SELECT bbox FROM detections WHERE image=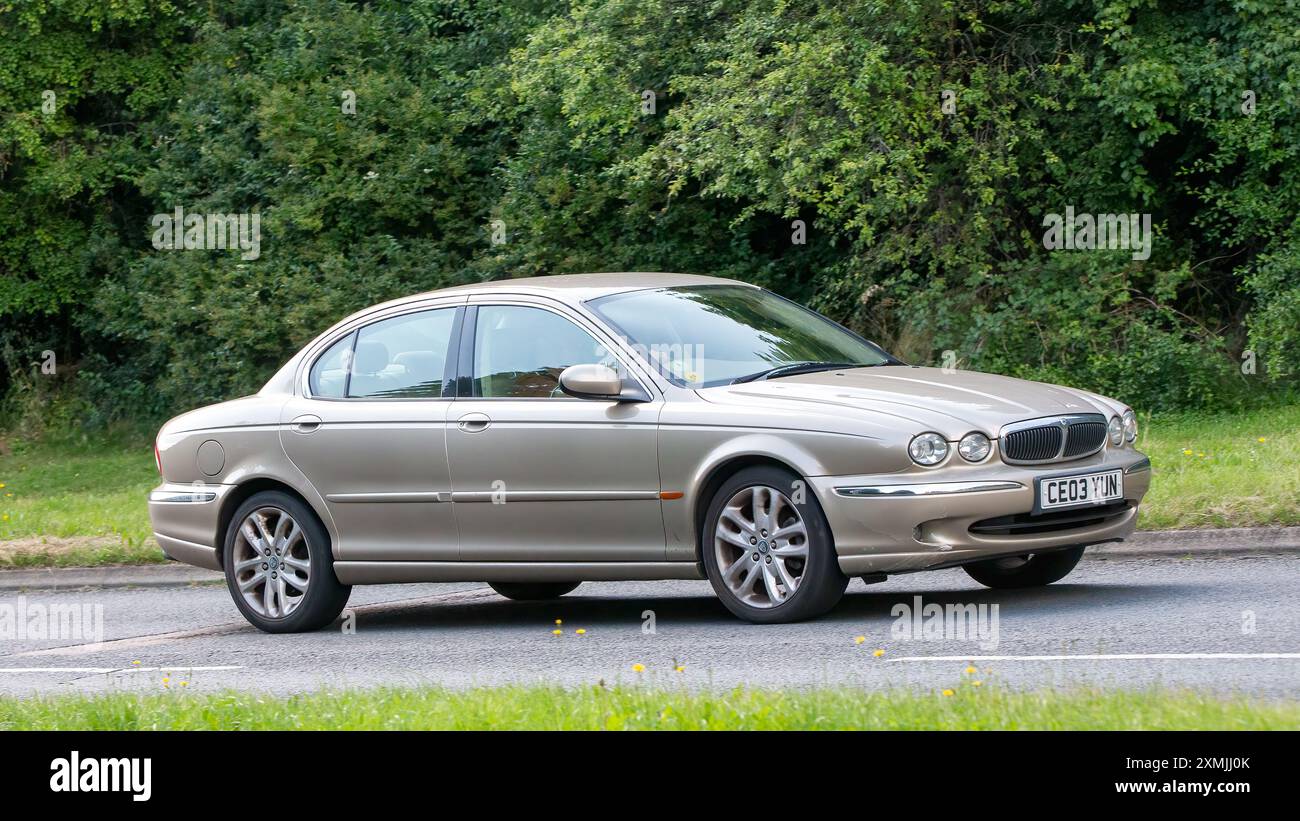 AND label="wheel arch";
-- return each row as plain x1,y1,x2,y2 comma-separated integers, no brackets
215,478,327,570
691,454,812,563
